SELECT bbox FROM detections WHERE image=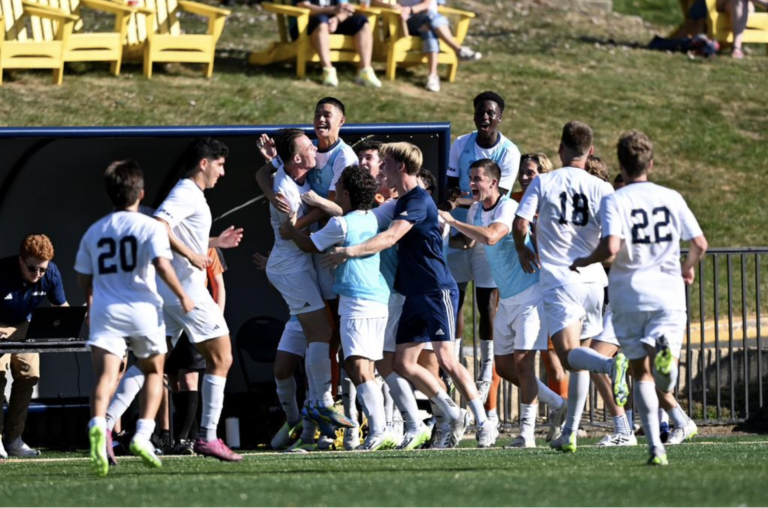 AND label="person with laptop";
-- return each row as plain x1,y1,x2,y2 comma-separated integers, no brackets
0,234,70,459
